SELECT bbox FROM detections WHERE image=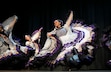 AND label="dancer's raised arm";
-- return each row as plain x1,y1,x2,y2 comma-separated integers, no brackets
65,11,73,27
